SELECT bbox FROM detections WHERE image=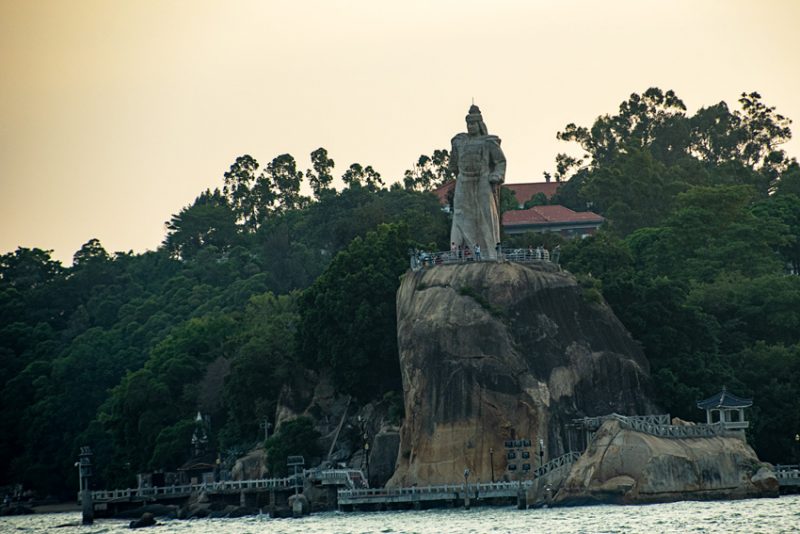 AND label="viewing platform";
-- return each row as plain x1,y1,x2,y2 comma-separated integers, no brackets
410,246,560,270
